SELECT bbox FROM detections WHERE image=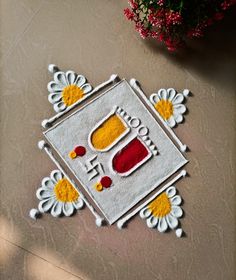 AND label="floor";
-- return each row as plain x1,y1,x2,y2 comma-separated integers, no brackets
0,1,235,279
